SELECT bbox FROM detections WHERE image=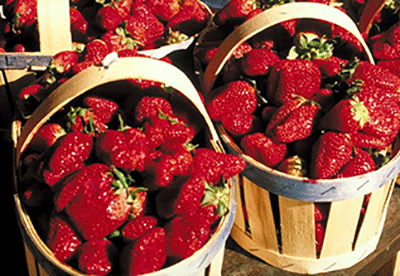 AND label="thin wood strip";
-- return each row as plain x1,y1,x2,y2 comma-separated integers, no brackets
354,181,393,249
206,244,225,276
38,265,50,276
233,177,246,233
320,196,364,258
202,2,375,94
358,0,387,34
24,242,39,276
37,0,72,54
279,196,316,258
243,177,279,252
